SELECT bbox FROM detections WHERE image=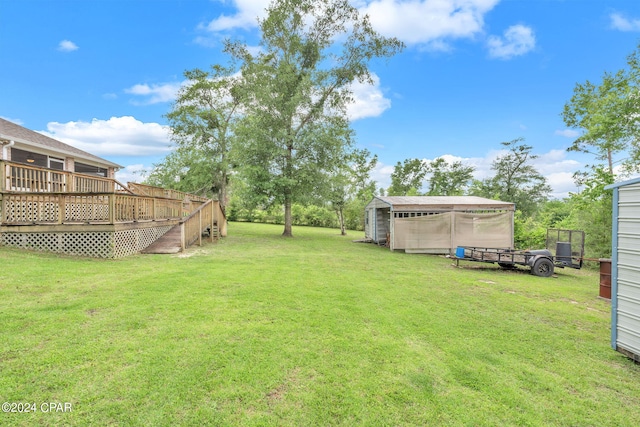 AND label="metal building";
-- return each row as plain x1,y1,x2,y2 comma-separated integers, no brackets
605,177,640,362
364,196,515,254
